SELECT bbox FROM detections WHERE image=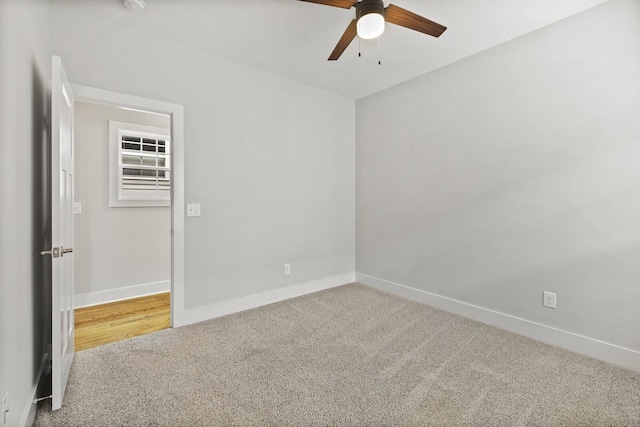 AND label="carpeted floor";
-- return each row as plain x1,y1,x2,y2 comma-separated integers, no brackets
35,283,640,426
